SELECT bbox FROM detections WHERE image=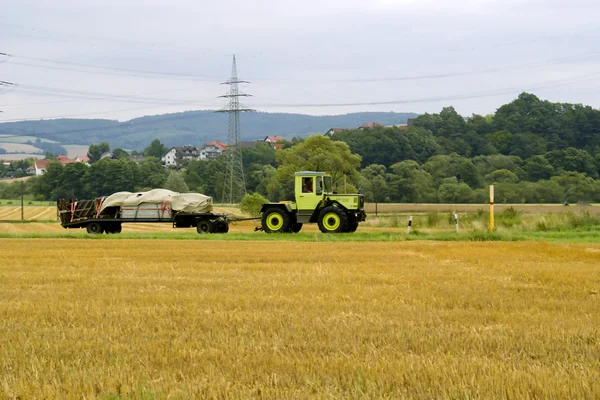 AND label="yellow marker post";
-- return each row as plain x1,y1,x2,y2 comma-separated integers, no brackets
489,184,495,232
